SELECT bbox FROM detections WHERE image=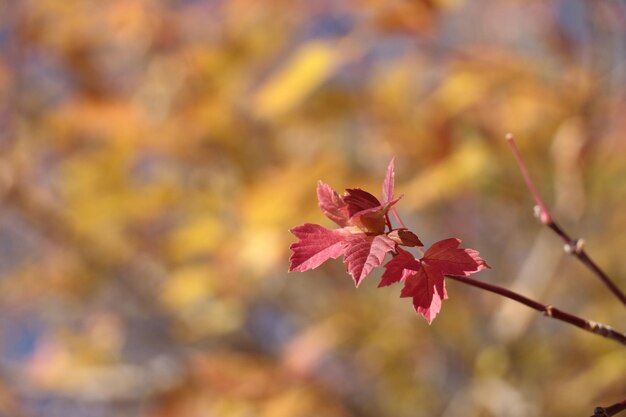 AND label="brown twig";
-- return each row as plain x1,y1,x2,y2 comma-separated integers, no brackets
591,399,626,417
505,133,626,308
446,274,626,347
